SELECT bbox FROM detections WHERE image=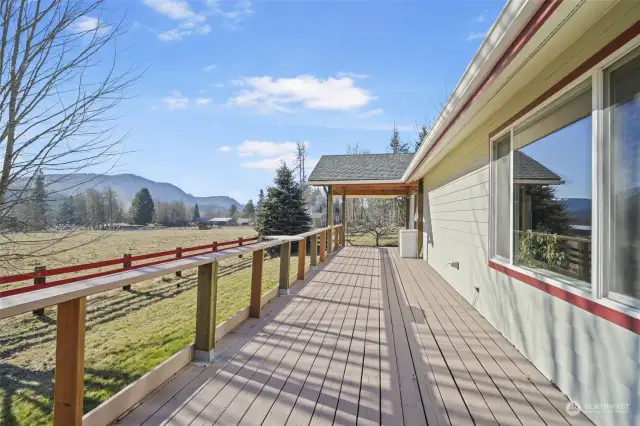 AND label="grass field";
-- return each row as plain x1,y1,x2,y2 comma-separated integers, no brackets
0,228,307,426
